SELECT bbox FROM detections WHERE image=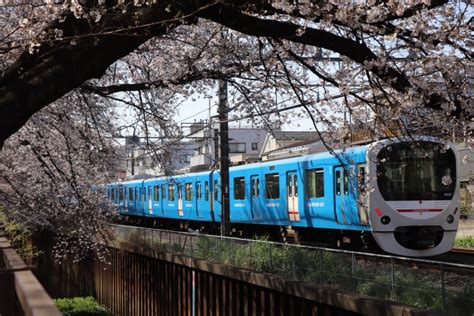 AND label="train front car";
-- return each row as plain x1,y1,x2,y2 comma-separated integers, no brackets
367,137,459,257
